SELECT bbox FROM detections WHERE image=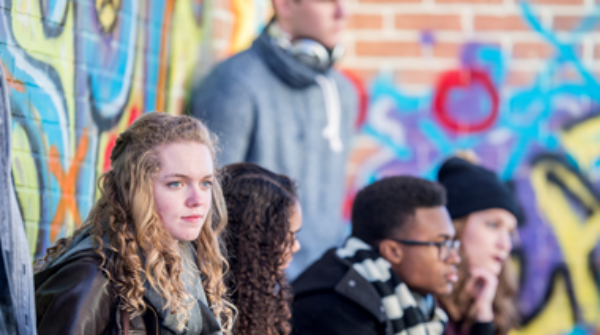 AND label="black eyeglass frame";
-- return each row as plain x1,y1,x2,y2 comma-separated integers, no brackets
388,238,460,262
